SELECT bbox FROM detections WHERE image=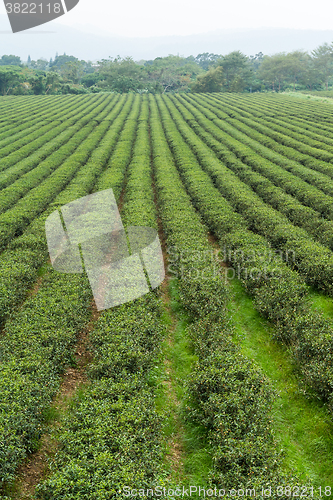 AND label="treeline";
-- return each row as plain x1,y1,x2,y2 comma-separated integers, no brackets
1,42,333,95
